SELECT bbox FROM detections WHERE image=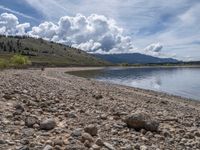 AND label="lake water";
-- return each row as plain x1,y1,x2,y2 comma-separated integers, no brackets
69,67,200,101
